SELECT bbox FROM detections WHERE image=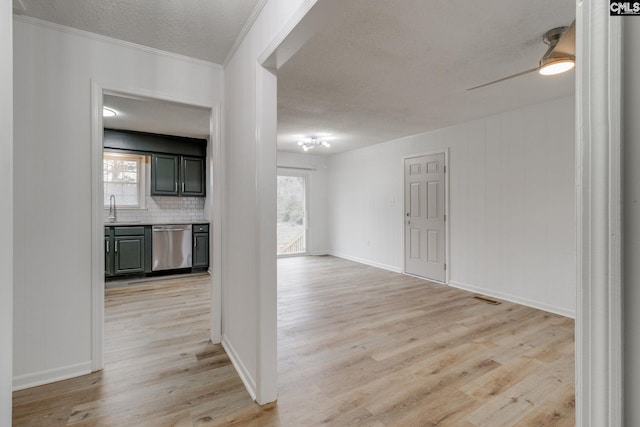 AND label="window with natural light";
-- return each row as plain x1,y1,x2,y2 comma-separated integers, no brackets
277,175,306,255
103,153,146,208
